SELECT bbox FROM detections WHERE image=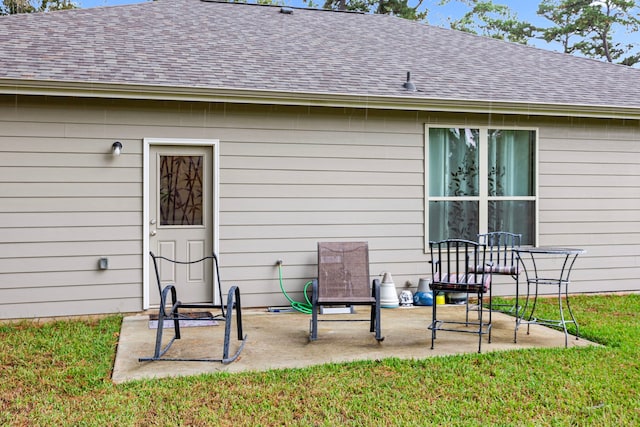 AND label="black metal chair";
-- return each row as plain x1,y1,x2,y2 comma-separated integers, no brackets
428,239,492,353
469,232,521,317
139,251,247,363
310,242,383,342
